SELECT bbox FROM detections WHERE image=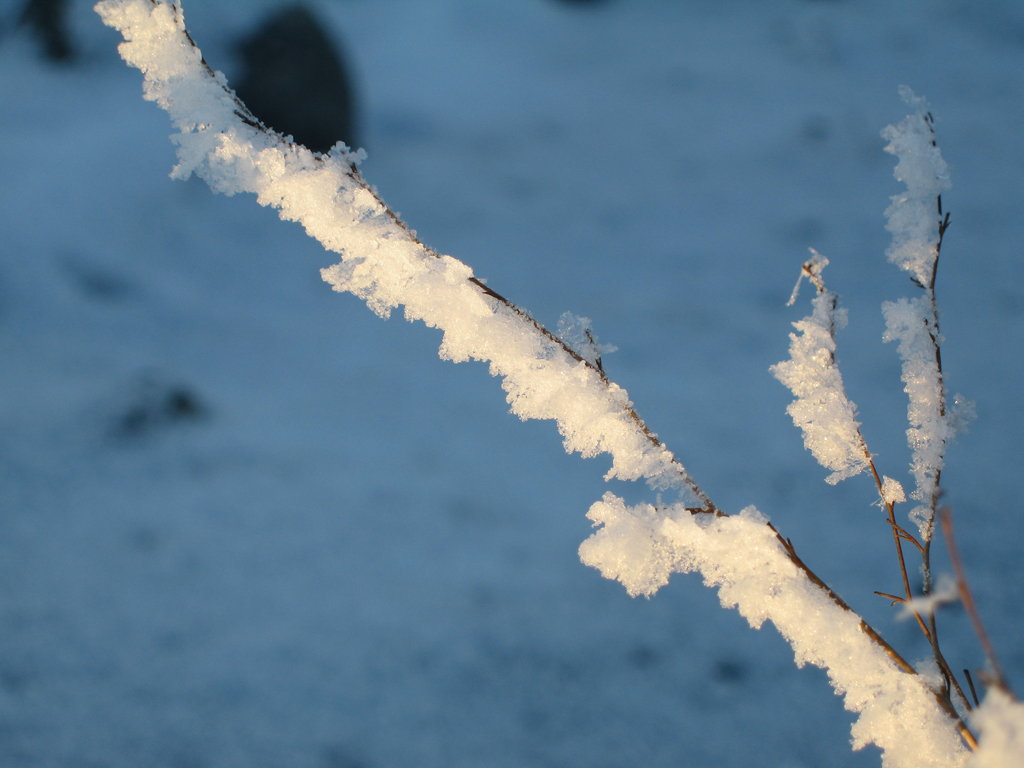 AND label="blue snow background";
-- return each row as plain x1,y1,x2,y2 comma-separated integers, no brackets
1,0,1023,766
